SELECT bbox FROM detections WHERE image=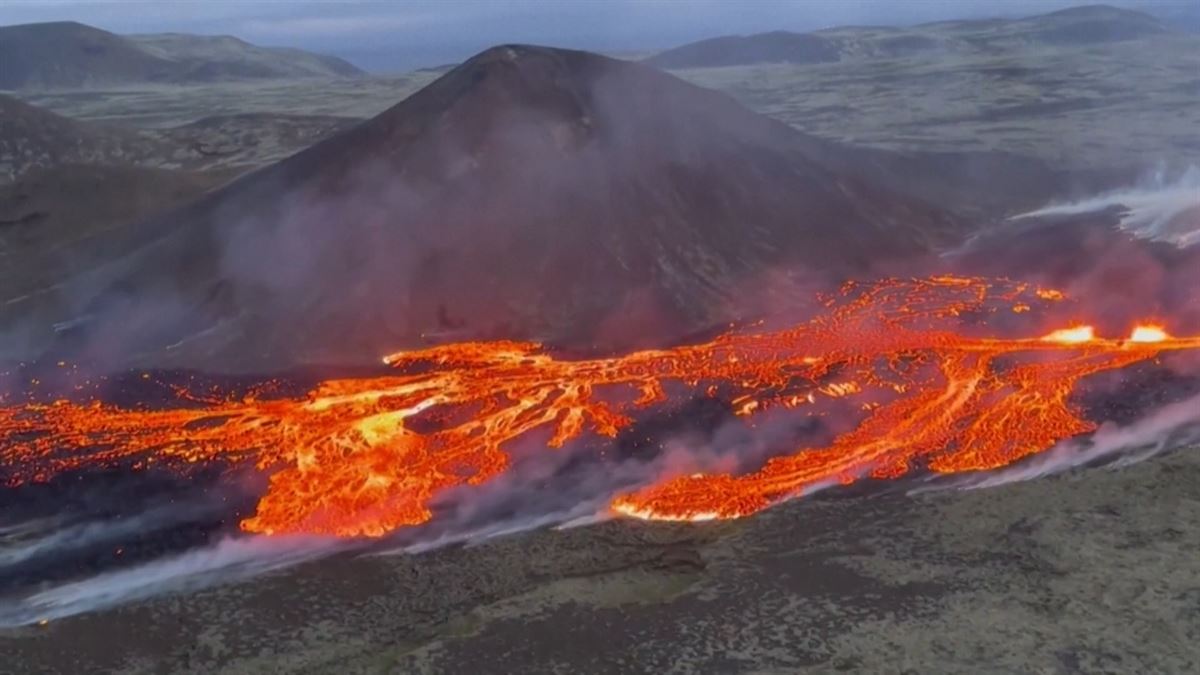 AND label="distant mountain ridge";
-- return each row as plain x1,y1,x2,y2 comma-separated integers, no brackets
128,33,363,80
645,4,1172,69
0,21,363,90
